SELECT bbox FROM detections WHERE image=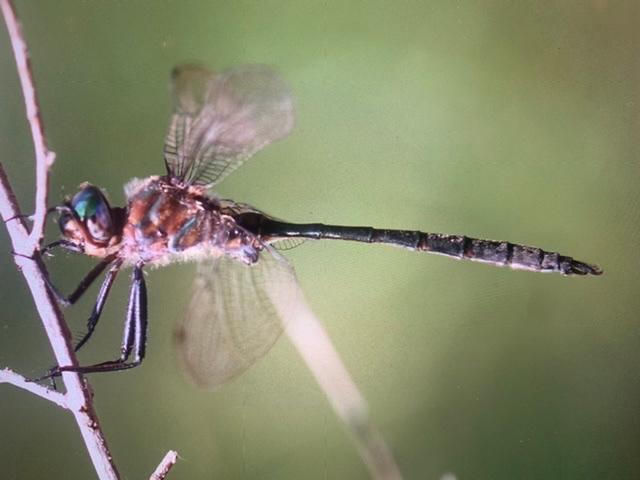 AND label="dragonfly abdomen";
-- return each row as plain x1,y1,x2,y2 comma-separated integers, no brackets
251,219,602,276
418,233,601,275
